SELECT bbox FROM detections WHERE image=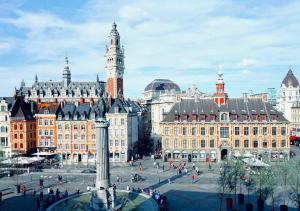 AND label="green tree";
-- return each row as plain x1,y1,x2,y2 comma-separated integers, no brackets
218,159,232,211
288,157,300,210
